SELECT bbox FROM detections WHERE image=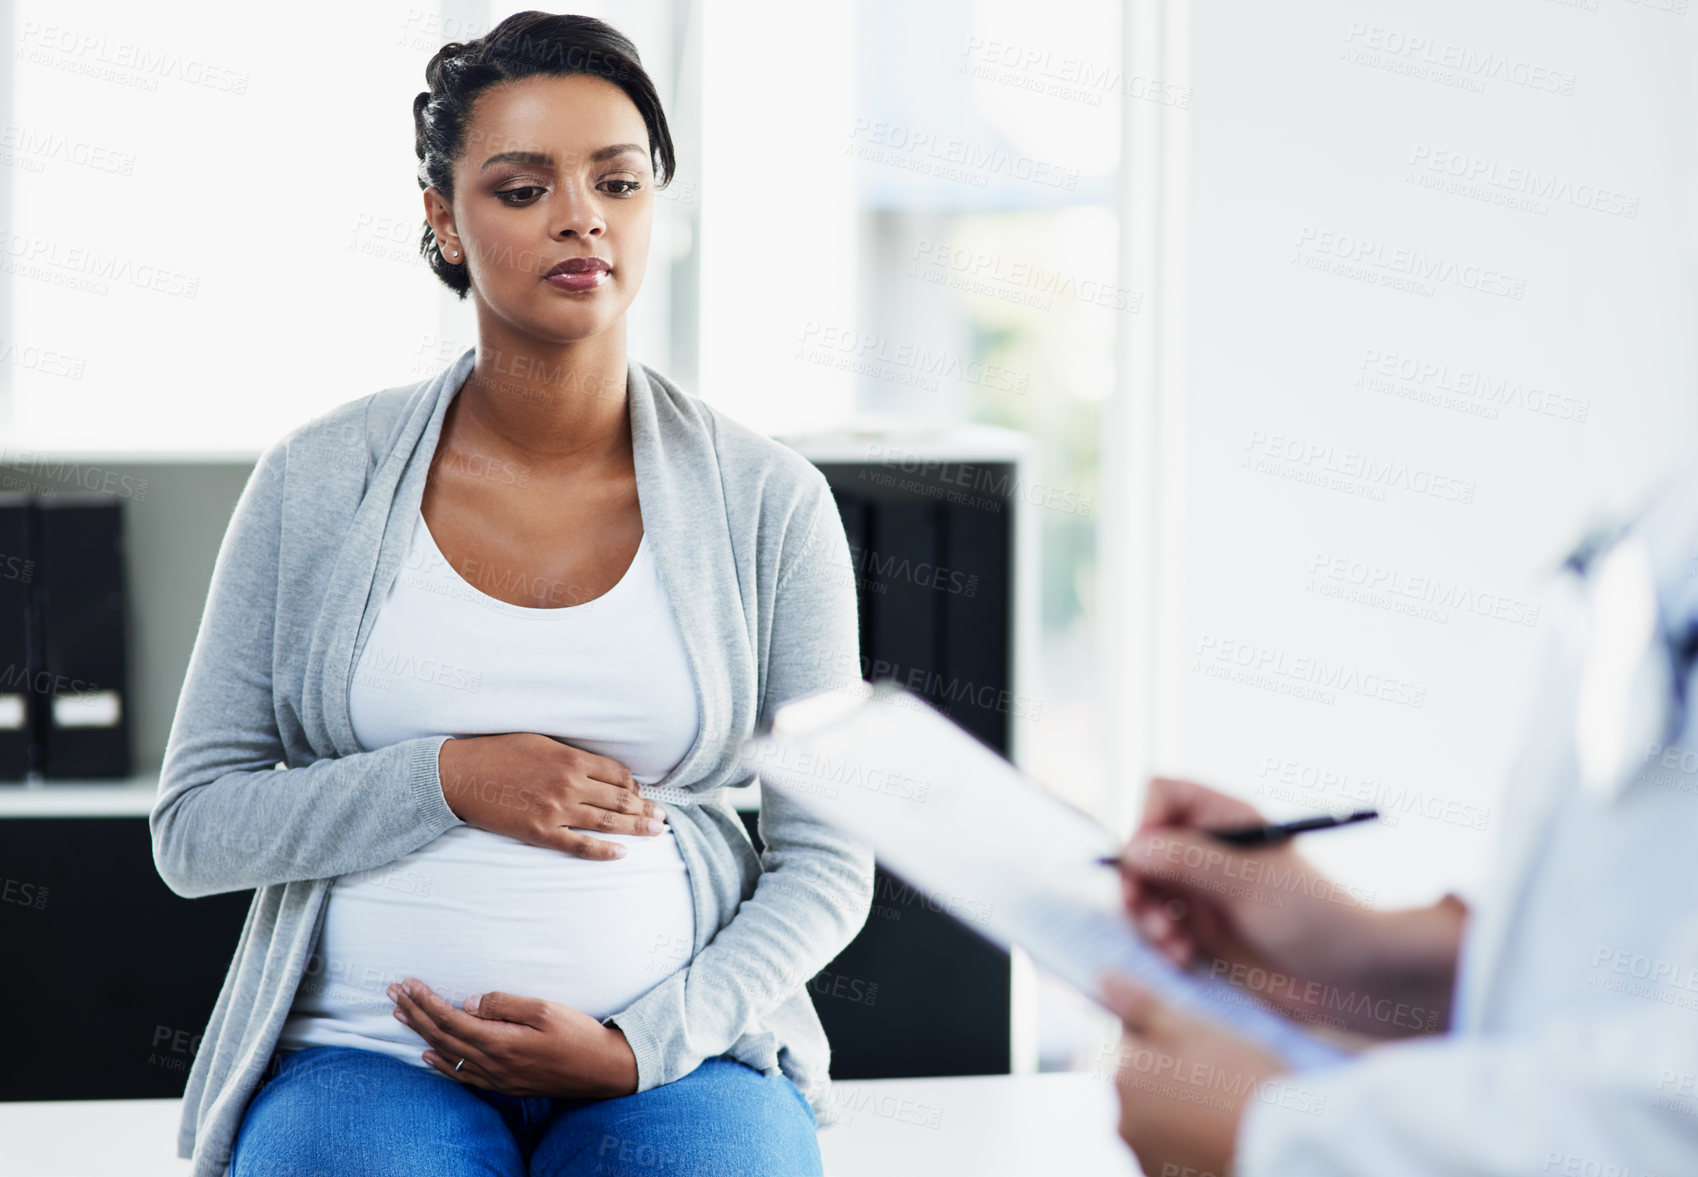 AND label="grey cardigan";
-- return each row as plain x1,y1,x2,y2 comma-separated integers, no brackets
150,346,876,1176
